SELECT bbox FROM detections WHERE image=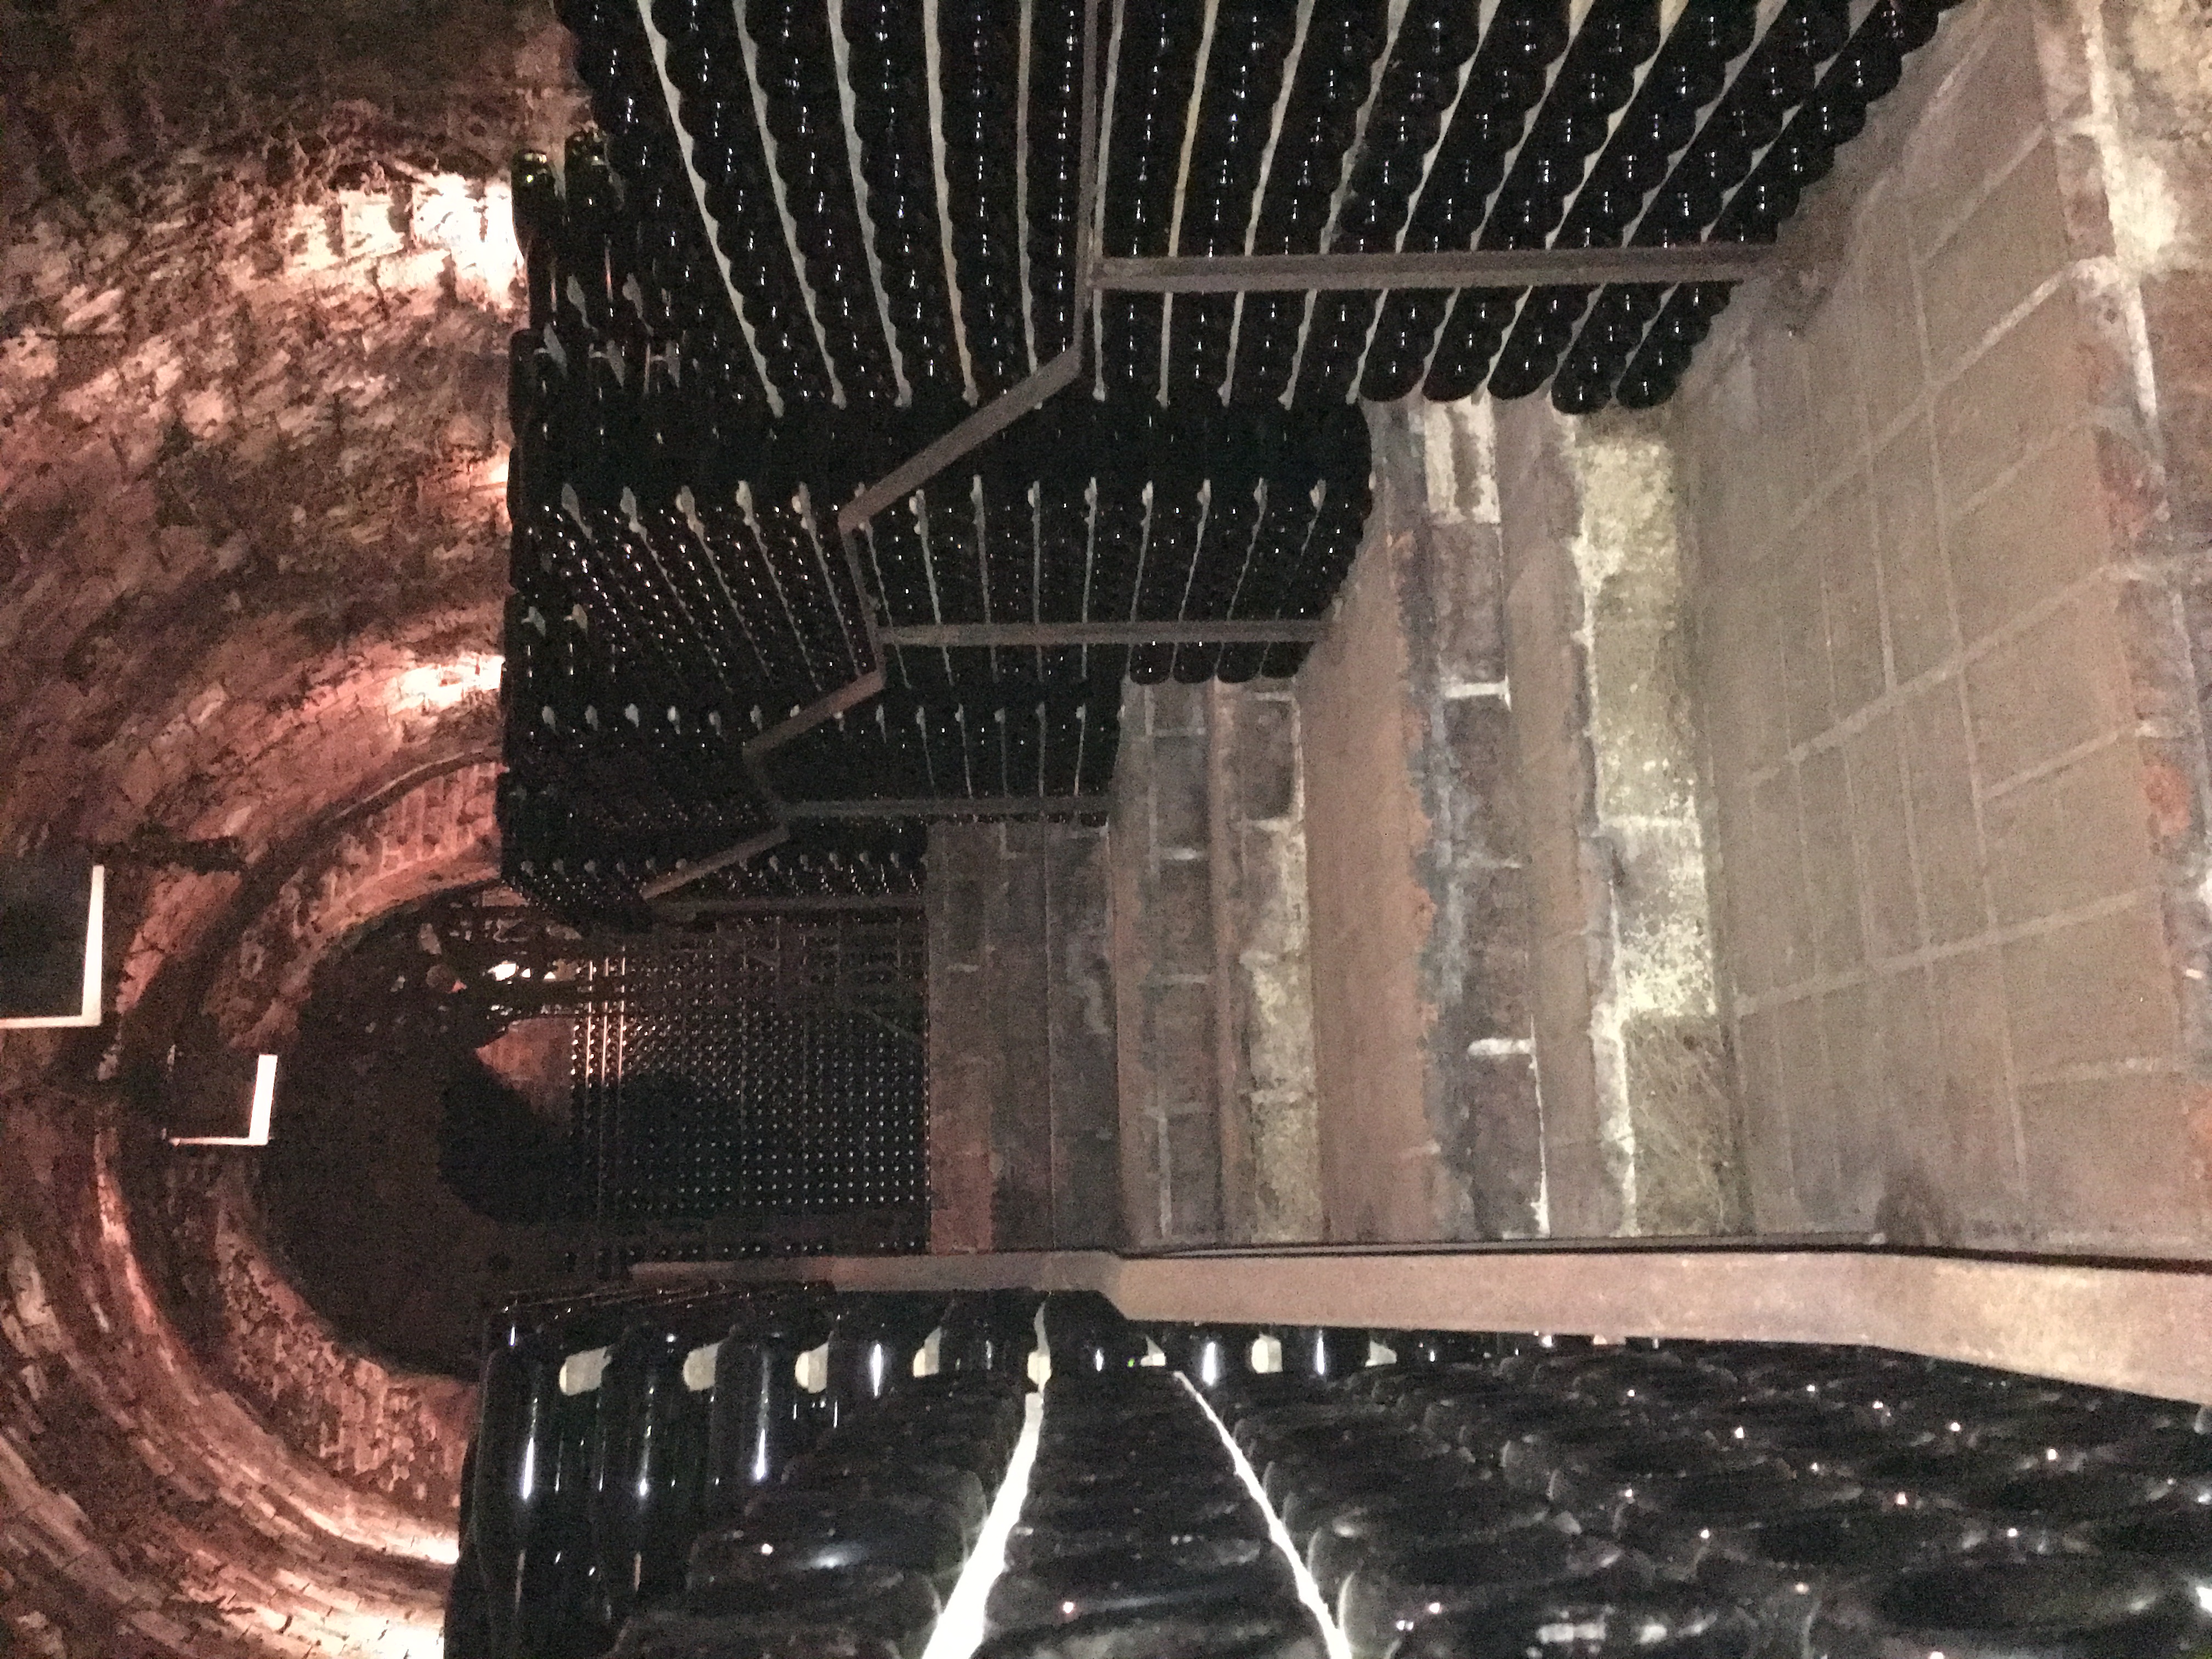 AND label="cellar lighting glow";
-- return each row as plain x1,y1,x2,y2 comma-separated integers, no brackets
167,1054,279,1146
390,653,503,713
919,1387,1045,1659
1182,1372,1355,1659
